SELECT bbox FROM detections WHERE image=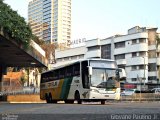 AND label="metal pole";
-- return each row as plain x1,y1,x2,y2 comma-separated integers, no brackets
140,78,142,102
143,57,145,90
